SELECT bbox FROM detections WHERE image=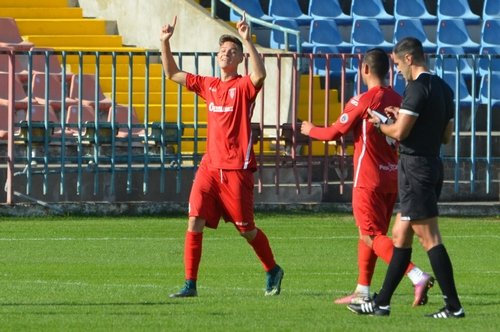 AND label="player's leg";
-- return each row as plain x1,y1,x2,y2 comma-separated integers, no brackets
348,214,414,315
223,169,283,296
170,164,220,298
411,218,464,318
